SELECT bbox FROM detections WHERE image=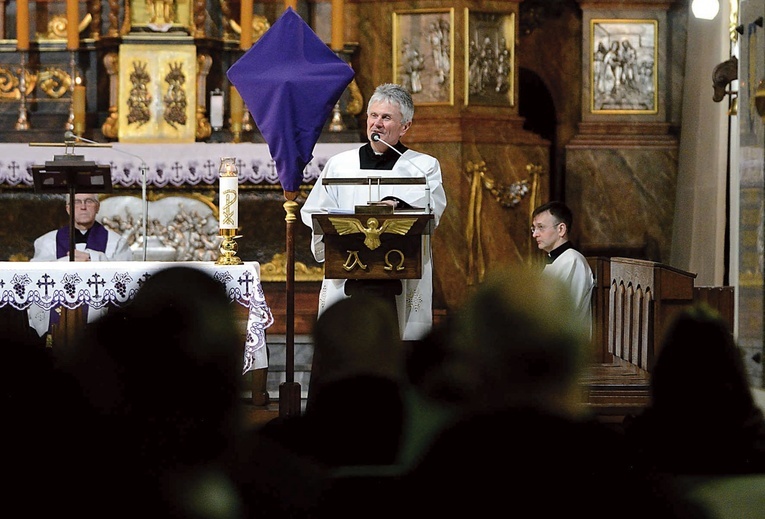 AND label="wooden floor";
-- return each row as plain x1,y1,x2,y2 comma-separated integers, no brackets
240,399,280,429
